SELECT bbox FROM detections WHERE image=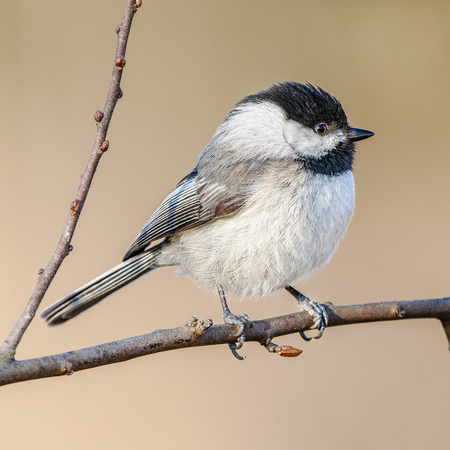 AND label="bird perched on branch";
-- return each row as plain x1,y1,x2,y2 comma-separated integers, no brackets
41,82,374,359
